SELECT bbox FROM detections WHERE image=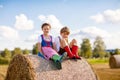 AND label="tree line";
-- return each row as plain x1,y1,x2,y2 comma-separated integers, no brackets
32,36,120,58
80,36,120,58
0,48,29,64
0,36,120,64
0,48,29,58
